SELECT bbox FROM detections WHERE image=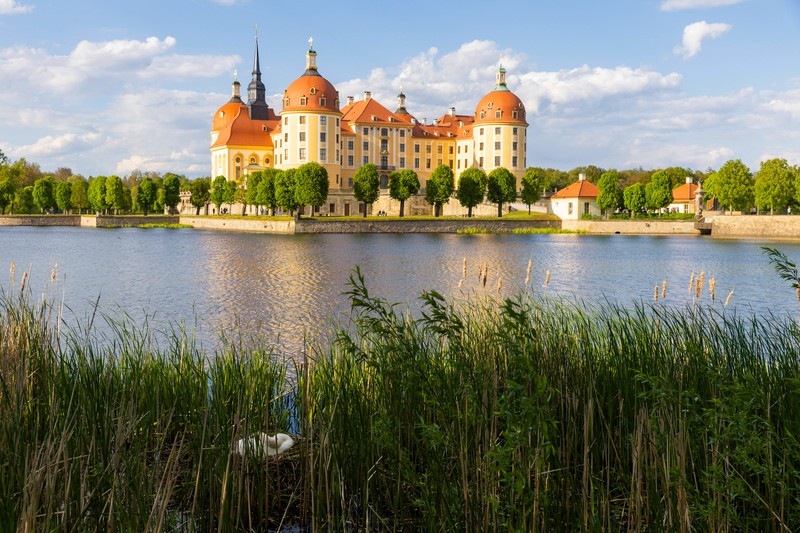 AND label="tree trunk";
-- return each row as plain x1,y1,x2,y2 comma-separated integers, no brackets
399,200,405,217
468,206,473,218
528,204,531,215
497,202,503,218
195,206,200,215
363,203,367,218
